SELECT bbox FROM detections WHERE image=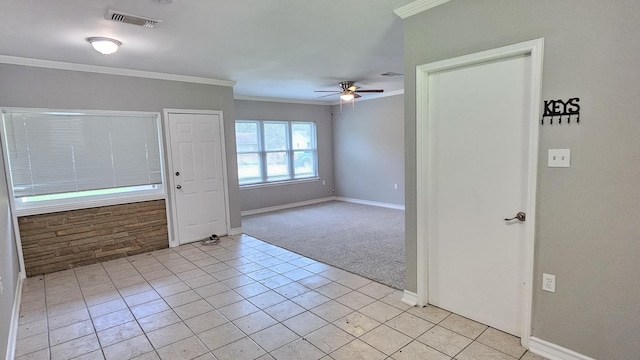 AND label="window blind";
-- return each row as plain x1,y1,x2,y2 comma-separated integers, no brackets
2,111,162,198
